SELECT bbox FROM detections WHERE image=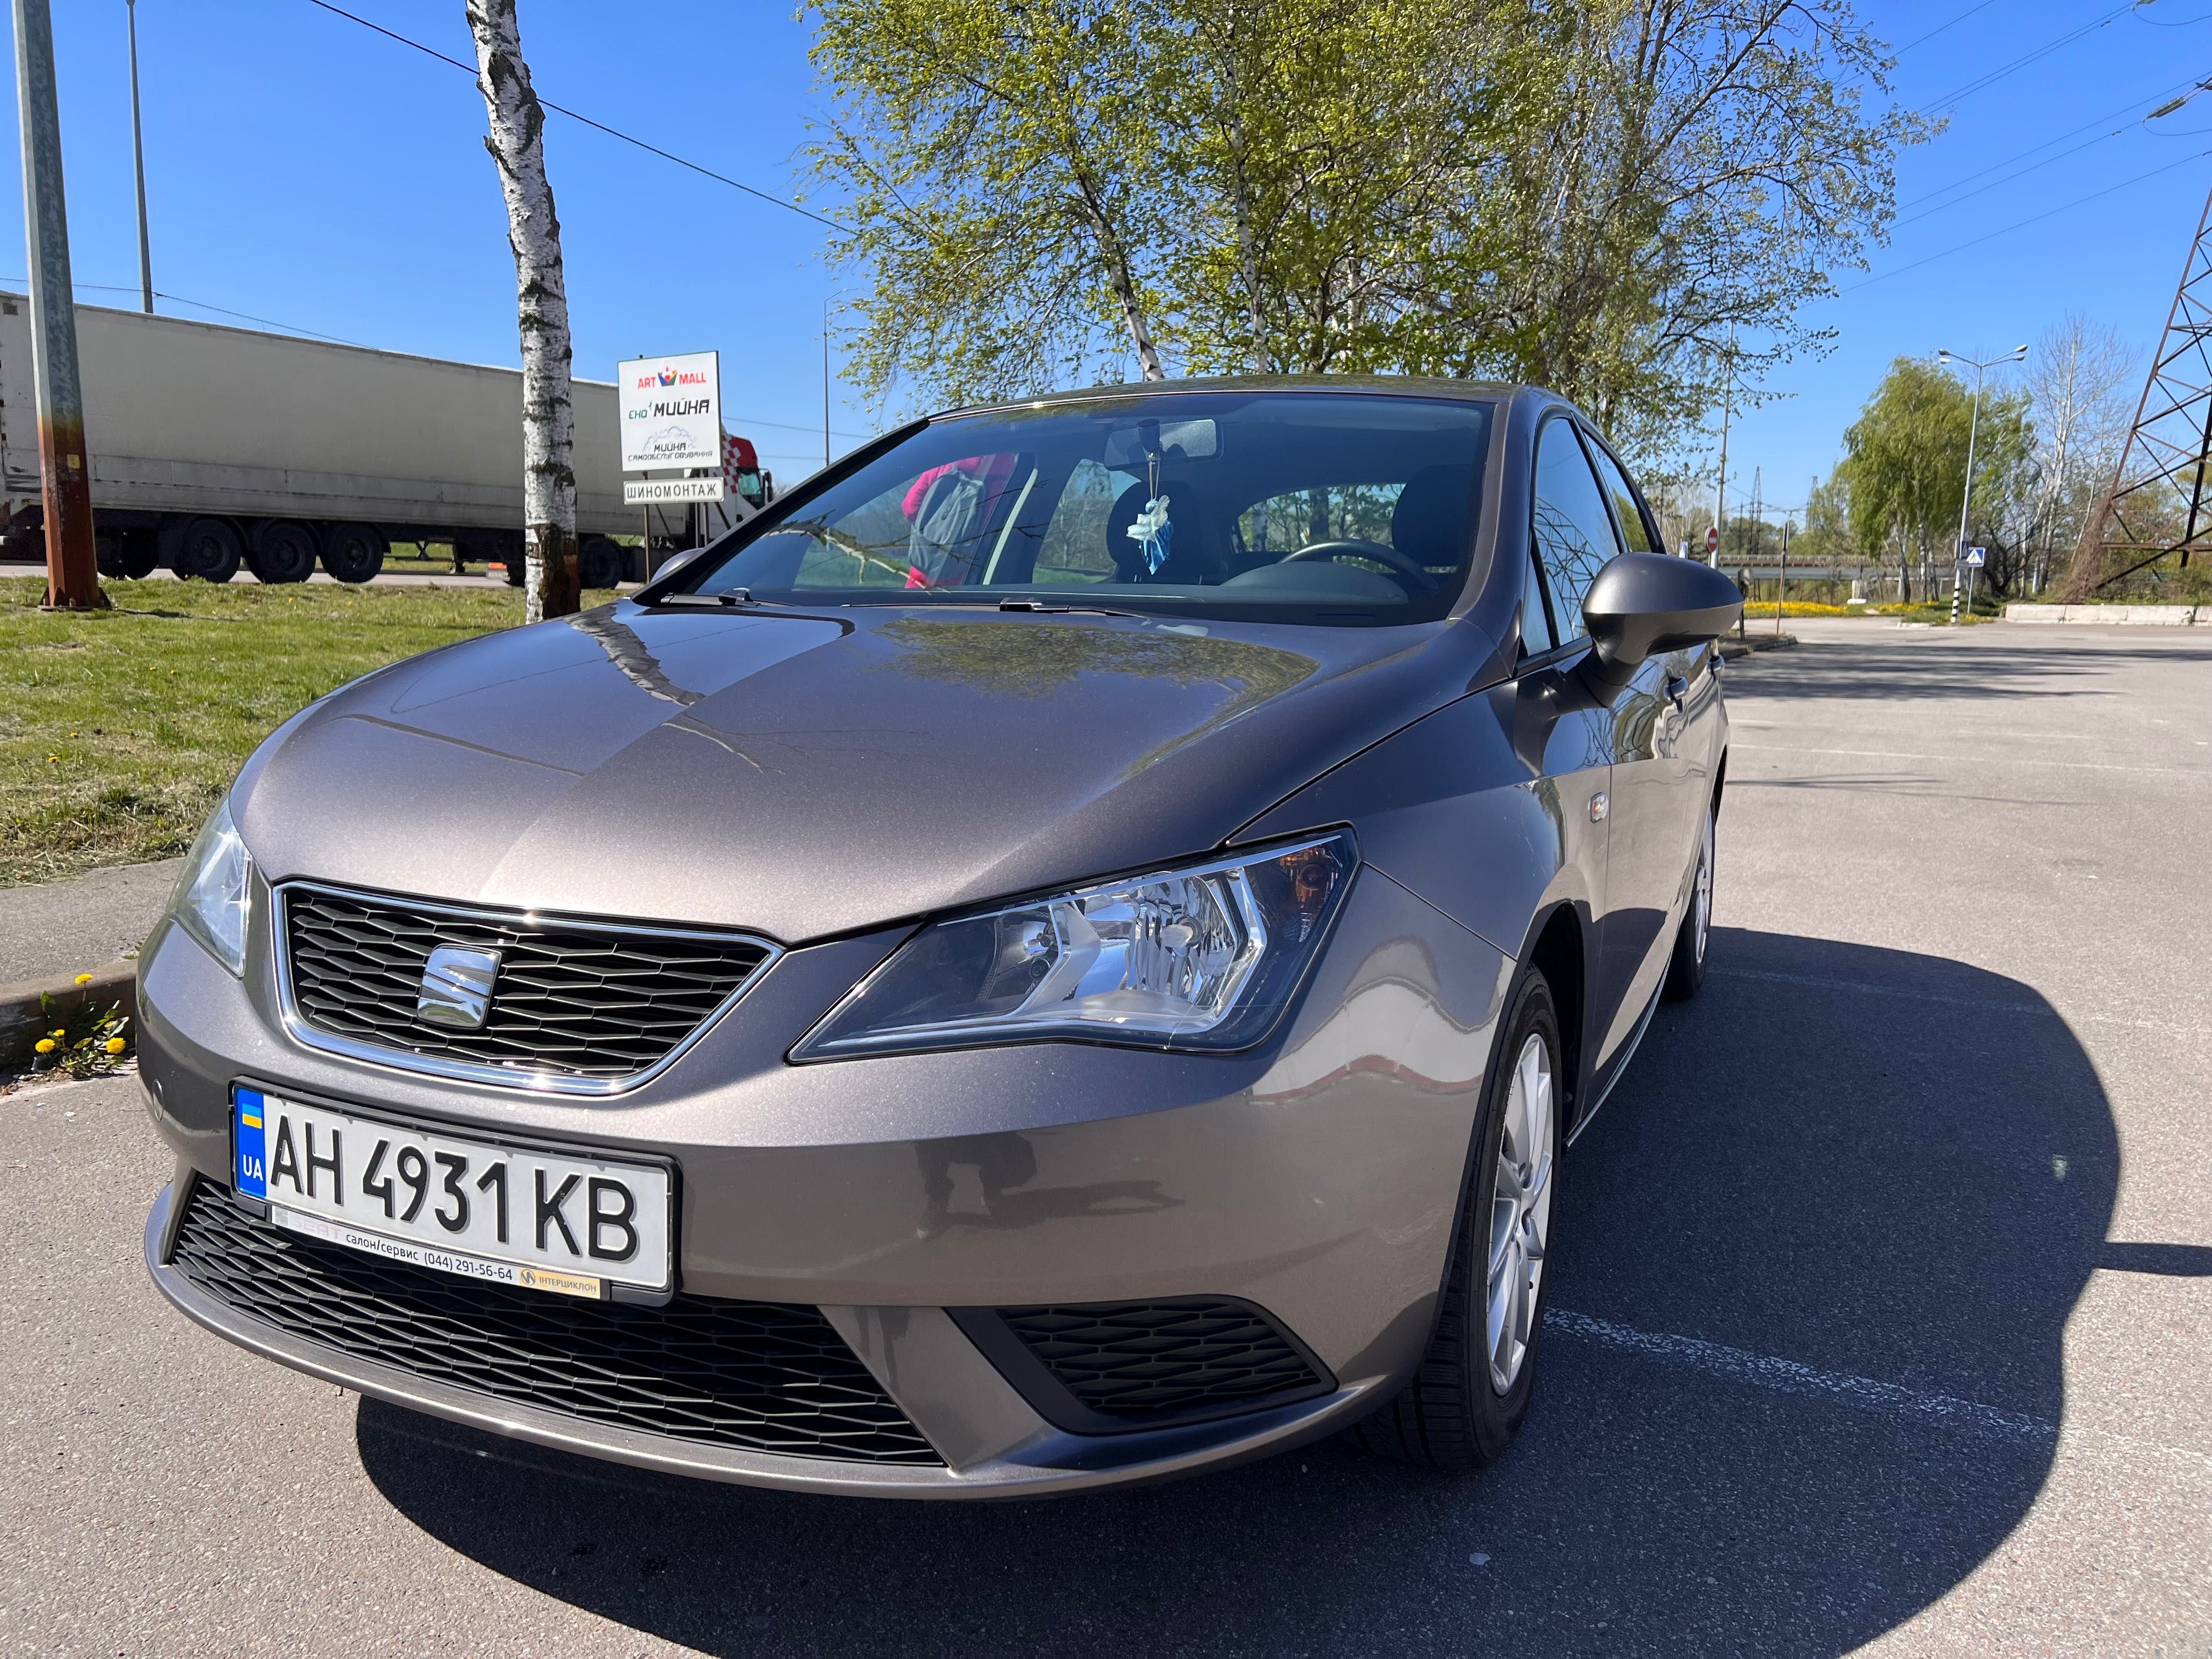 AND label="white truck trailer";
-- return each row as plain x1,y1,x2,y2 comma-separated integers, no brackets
0,292,768,588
